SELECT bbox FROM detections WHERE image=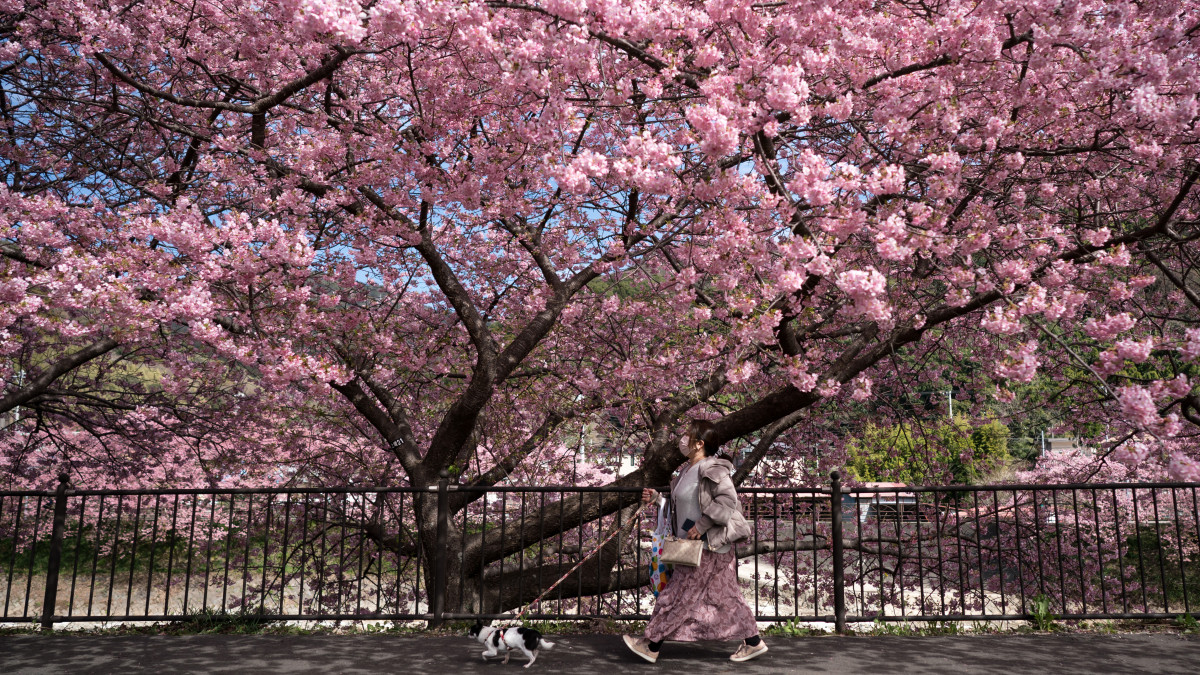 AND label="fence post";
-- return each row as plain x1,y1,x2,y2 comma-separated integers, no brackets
830,471,846,635
40,473,71,630
429,469,451,629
